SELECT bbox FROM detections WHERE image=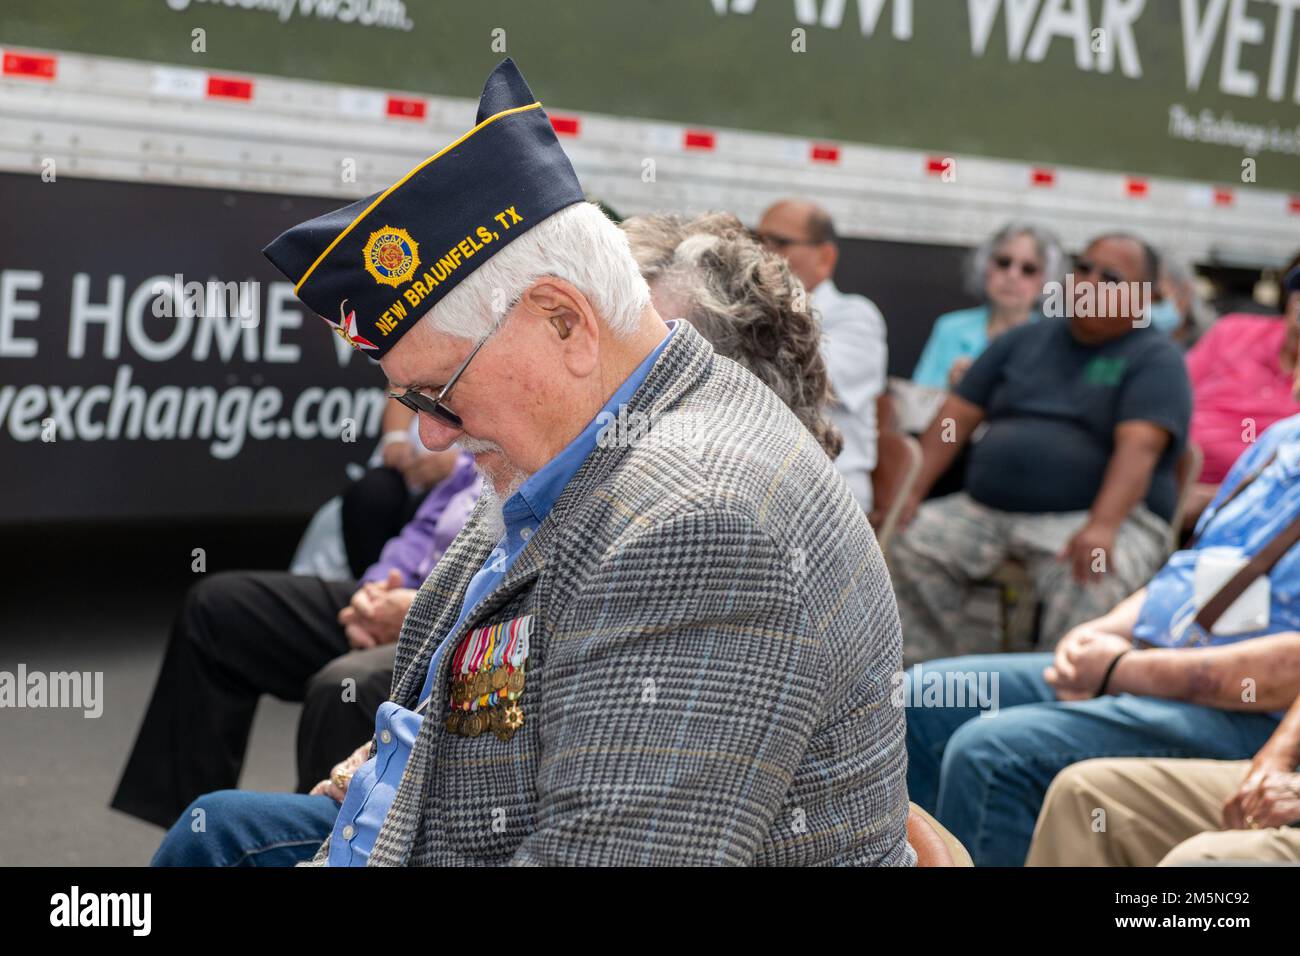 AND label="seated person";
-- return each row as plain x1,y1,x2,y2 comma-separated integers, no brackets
755,198,885,511
906,411,1300,866
1154,252,1217,349
1028,688,1300,865
149,66,908,868
1180,252,1300,530
339,399,465,577
622,210,842,459
893,233,1191,664
110,449,480,828
293,211,851,820
912,221,1062,390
